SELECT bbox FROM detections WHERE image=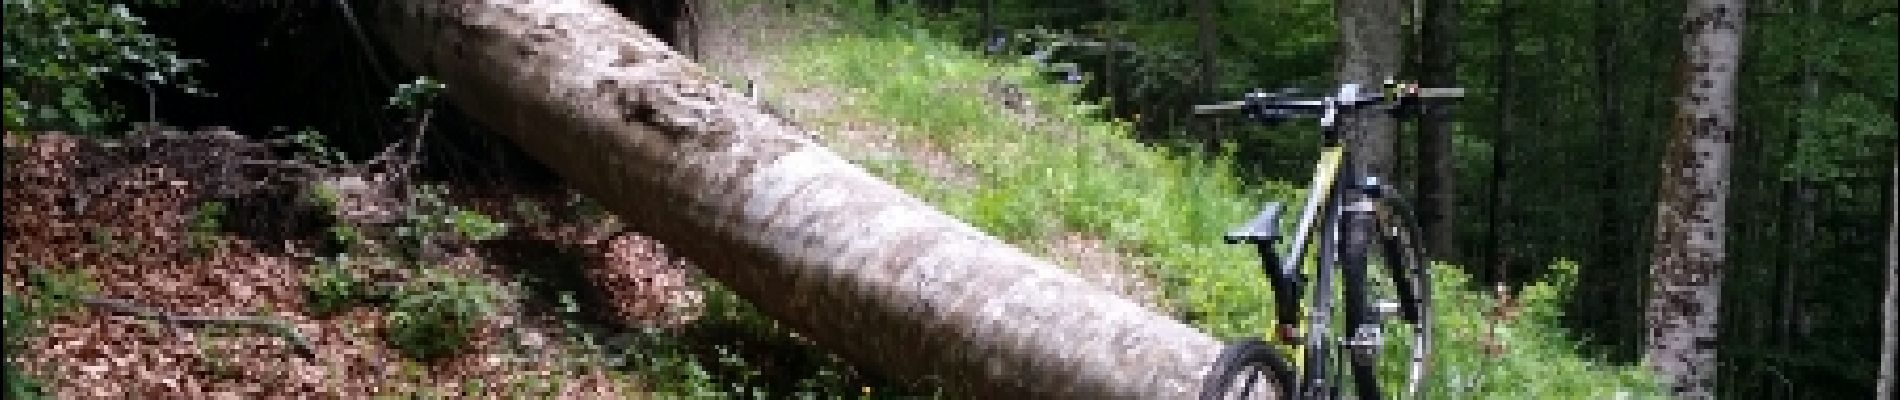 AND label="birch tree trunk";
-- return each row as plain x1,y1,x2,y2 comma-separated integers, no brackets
367,1,1225,398
1879,148,1895,400
1645,1,1744,398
